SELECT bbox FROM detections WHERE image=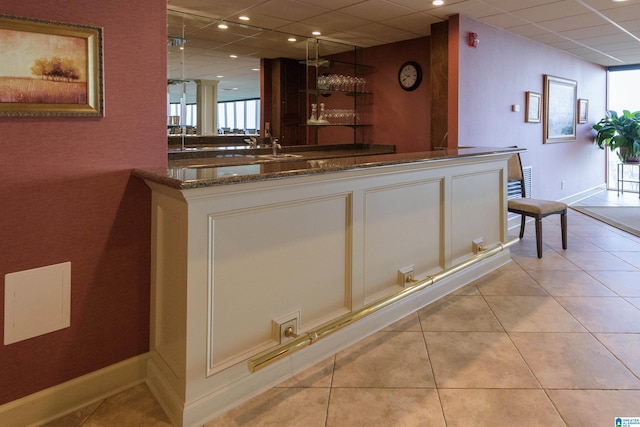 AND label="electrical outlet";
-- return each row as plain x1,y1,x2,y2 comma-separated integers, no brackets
272,311,300,344
472,238,484,254
397,265,415,287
